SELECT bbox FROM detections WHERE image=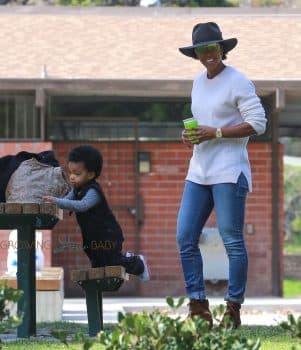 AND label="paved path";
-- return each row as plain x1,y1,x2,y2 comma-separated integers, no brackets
63,297,301,326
